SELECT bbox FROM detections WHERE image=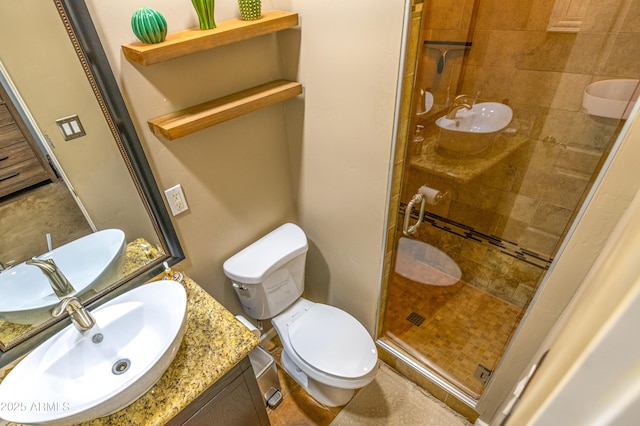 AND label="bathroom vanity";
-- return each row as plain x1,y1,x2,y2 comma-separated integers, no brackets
0,249,268,425
78,277,267,426
0,83,56,198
